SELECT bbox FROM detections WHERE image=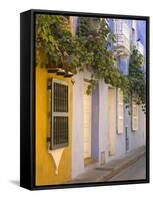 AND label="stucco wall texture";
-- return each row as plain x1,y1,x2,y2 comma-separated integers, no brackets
35,63,73,185
35,17,146,183
72,73,146,179
72,19,146,178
